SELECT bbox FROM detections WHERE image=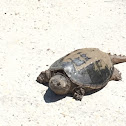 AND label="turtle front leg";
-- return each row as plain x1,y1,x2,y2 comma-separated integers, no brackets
73,86,85,101
110,67,122,81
